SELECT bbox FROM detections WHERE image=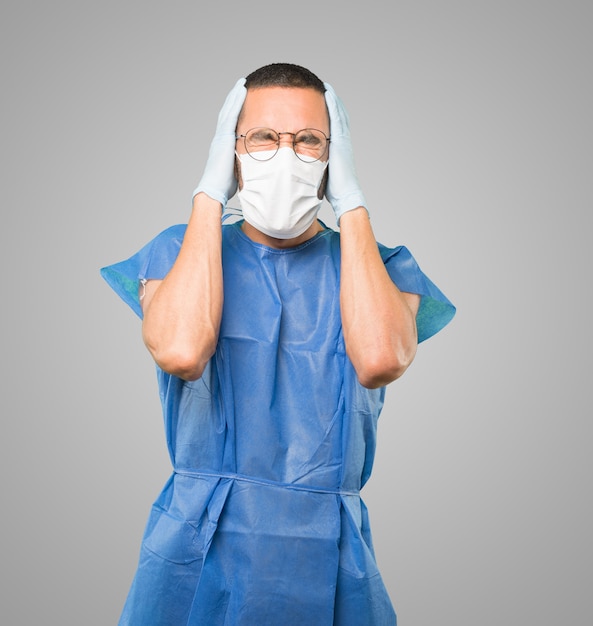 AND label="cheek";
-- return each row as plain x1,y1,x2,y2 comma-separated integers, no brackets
317,168,328,200
234,157,243,190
